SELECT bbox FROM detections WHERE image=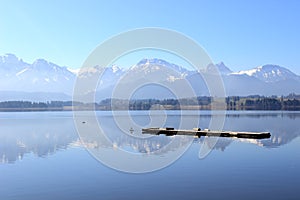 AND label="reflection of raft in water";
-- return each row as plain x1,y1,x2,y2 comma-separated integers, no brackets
142,127,271,139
